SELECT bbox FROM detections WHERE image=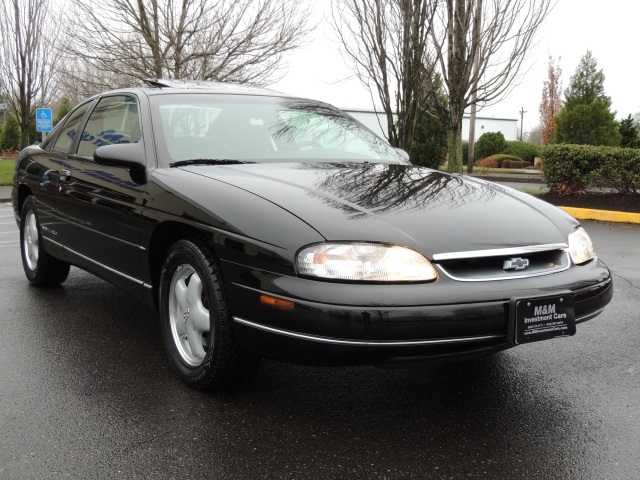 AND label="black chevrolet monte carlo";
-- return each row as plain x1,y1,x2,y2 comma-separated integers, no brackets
12,80,612,390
